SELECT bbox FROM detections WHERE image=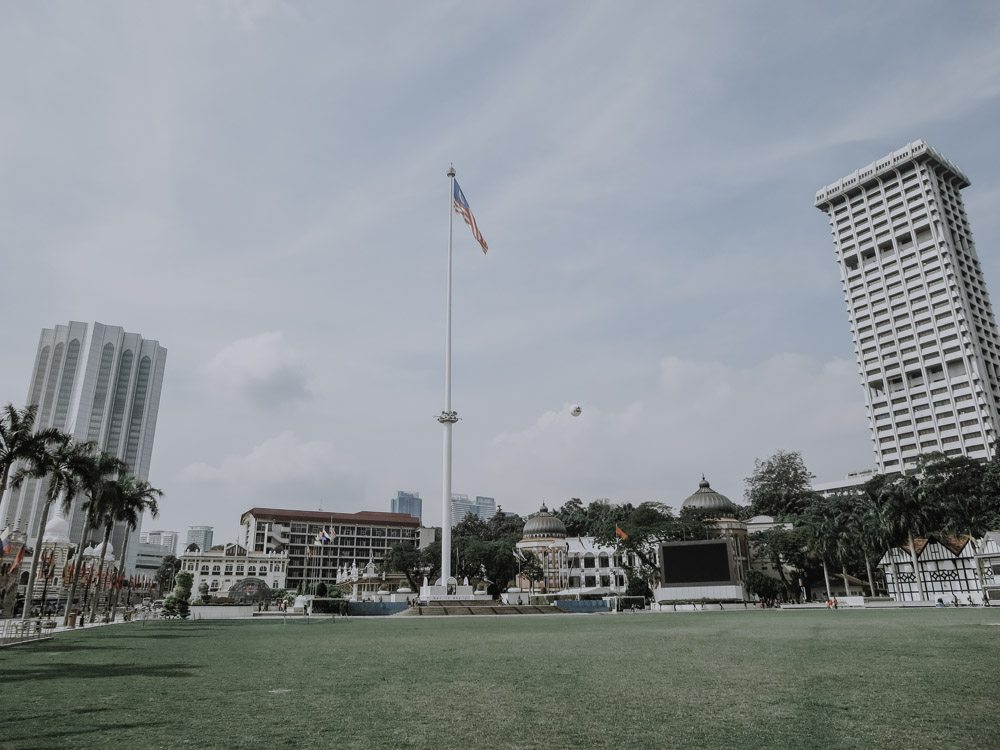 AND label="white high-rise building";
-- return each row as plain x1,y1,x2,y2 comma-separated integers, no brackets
186,526,214,553
450,494,497,526
815,141,1000,473
139,529,179,556
0,321,167,571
